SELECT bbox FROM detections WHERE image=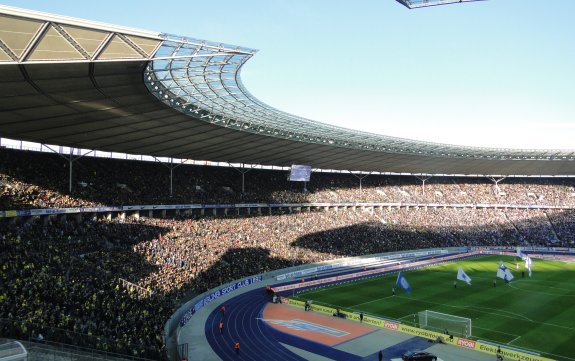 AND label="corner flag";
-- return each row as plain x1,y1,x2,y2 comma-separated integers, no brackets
457,266,472,285
497,261,514,282
396,271,411,294
525,256,533,277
